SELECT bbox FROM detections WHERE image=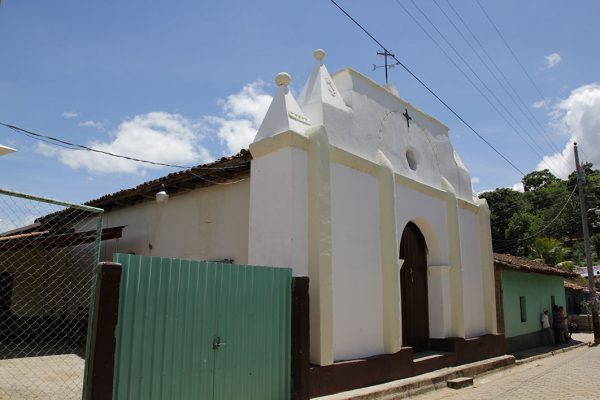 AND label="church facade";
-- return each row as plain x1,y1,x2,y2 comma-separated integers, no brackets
93,50,504,395
248,49,499,366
